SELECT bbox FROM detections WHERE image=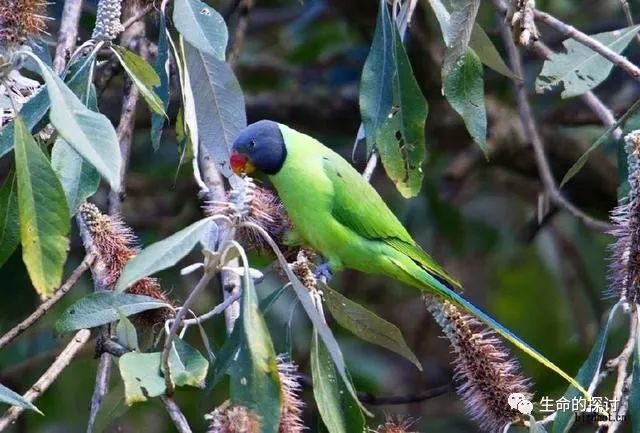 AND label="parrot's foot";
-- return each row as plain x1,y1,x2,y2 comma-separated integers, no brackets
314,262,333,284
